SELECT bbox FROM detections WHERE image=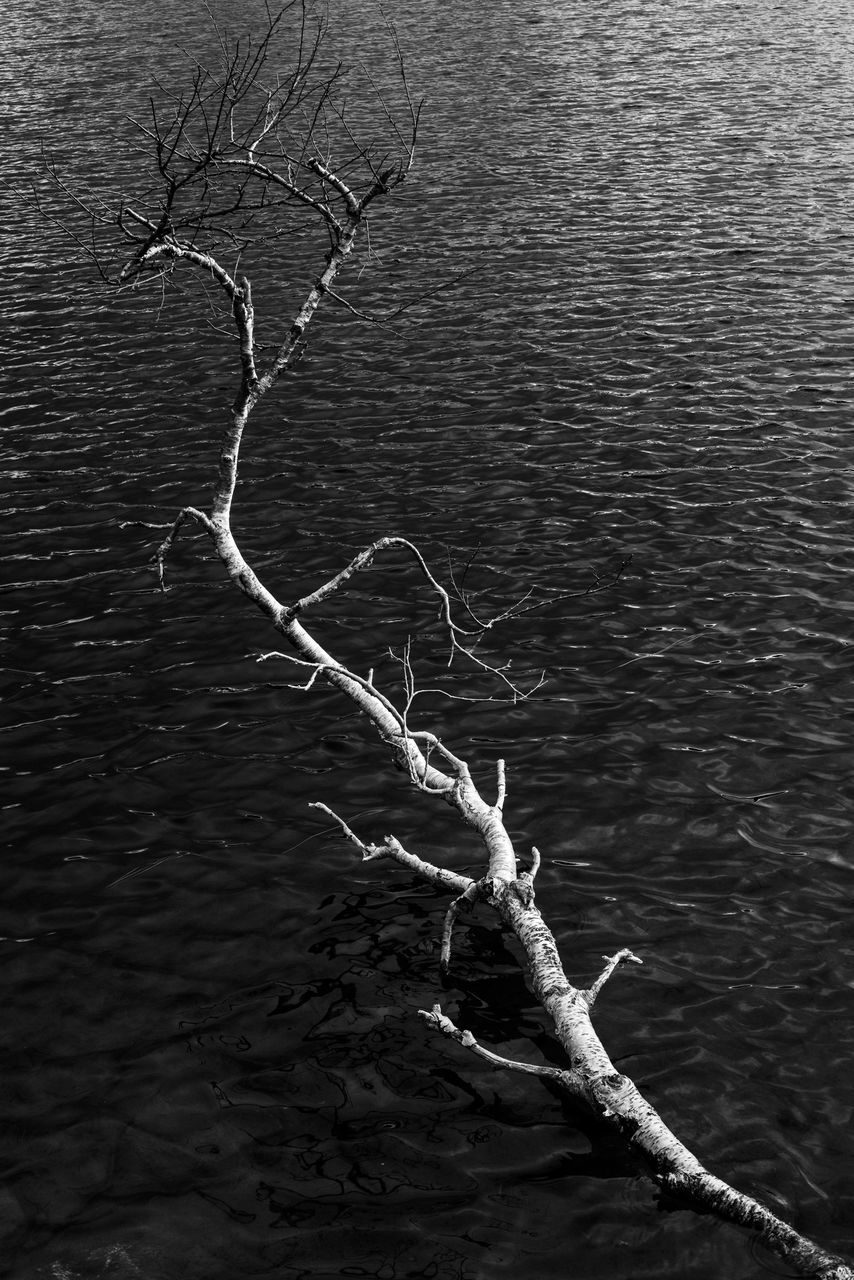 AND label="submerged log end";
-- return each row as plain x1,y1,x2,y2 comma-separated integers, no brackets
661,1169,853,1280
